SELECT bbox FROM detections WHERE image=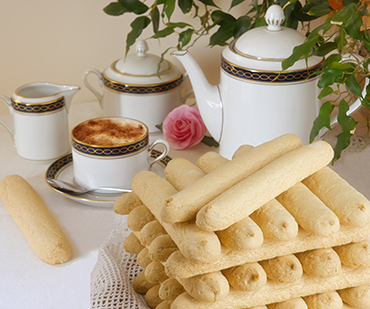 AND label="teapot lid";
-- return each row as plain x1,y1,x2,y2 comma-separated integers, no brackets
113,40,172,76
233,5,305,60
